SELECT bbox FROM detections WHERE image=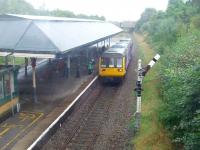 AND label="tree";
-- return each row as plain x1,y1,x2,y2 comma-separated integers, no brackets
0,0,106,20
0,0,35,14
135,0,200,148
51,9,76,18
135,8,157,31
